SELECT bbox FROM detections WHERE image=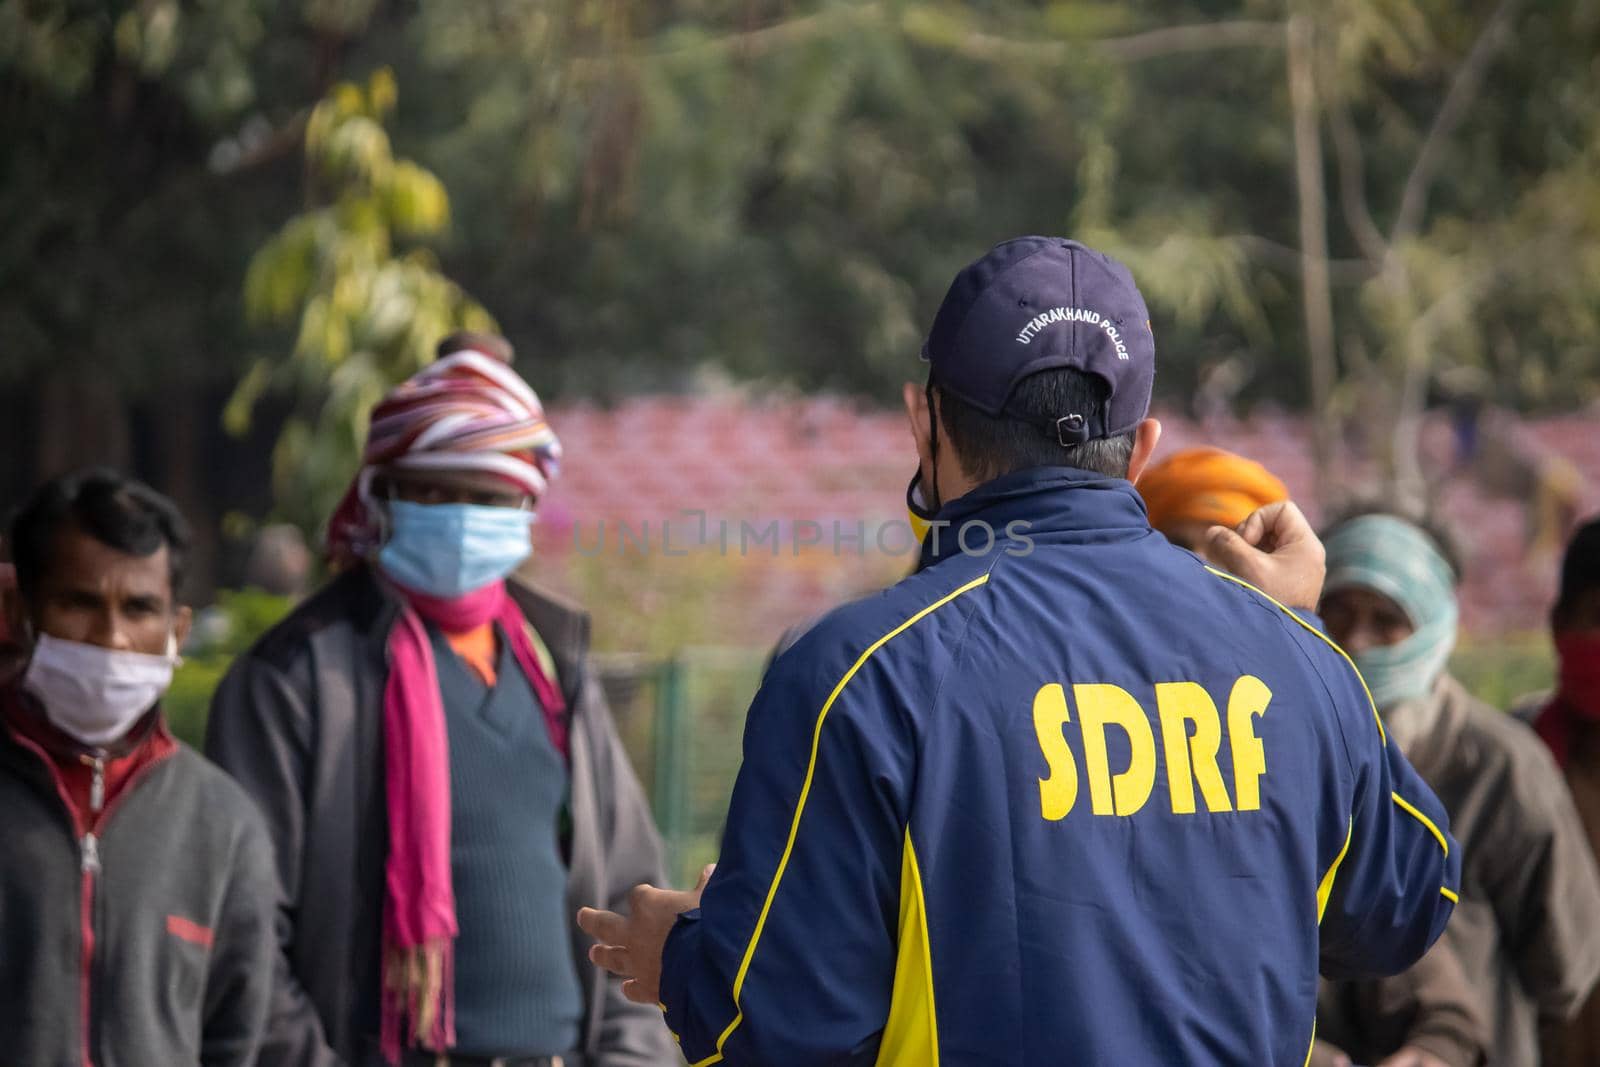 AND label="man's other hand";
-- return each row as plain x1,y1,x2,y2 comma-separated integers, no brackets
1376,1046,1454,1067
1206,501,1326,612
577,864,715,1006
1306,1040,1353,1067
